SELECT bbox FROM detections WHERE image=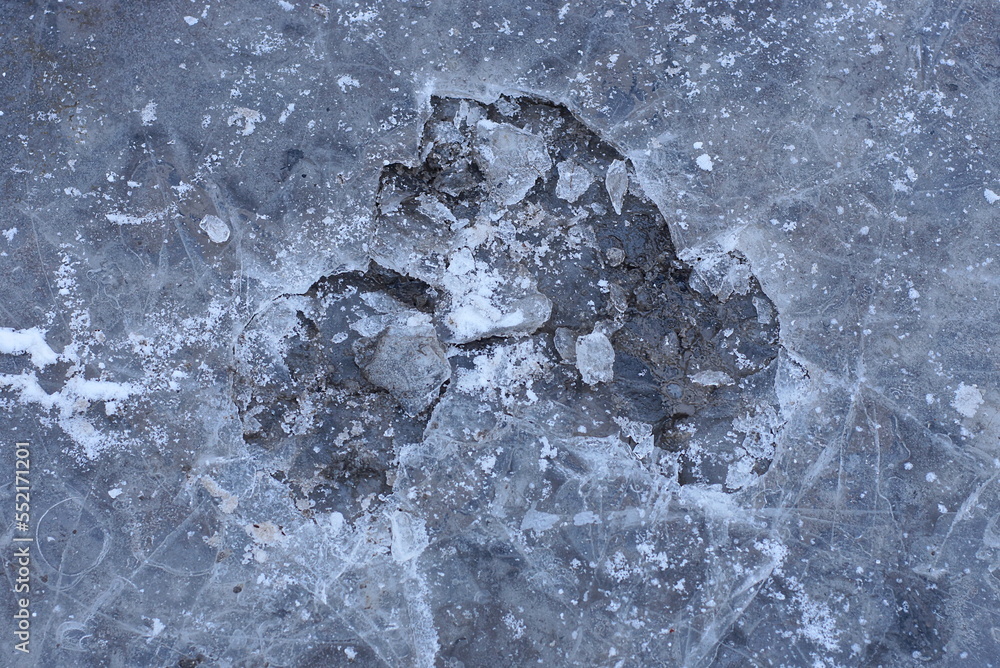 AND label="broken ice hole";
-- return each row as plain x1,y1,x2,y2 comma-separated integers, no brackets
233,95,782,509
